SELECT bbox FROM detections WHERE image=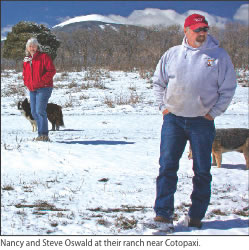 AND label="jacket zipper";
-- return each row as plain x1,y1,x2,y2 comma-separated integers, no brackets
30,60,33,81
